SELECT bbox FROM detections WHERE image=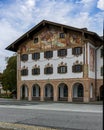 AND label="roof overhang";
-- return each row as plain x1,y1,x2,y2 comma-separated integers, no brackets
6,20,103,52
